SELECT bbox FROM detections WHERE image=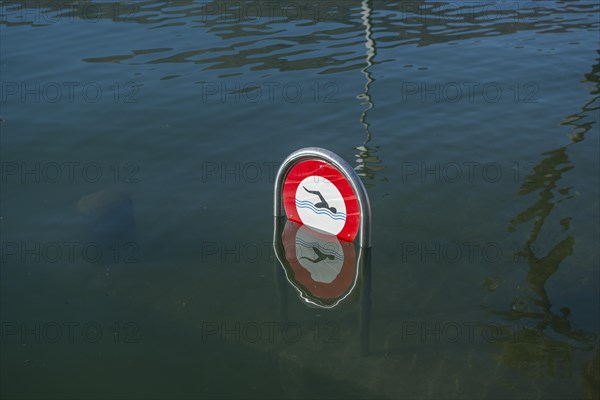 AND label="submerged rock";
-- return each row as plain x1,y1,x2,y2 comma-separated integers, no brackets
77,190,135,245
